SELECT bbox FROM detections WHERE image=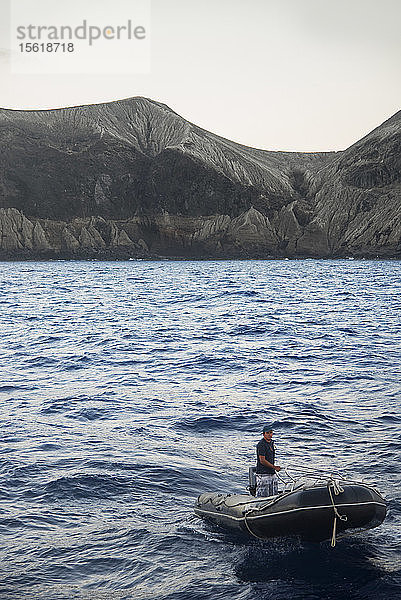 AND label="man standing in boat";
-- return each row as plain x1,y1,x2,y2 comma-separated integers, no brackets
256,426,281,497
